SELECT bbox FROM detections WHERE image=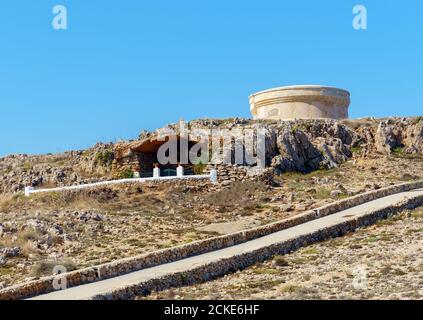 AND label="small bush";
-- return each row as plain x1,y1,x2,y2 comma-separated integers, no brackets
350,146,362,154
391,146,421,160
273,256,289,267
94,150,114,167
3,165,12,174
18,229,43,243
411,209,423,219
118,168,134,179
192,152,209,175
315,188,331,199
392,146,405,156
193,163,207,175
21,162,33,171
32,259,77,277
0,267,13,277
302,248,320,255
280,284,300,293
